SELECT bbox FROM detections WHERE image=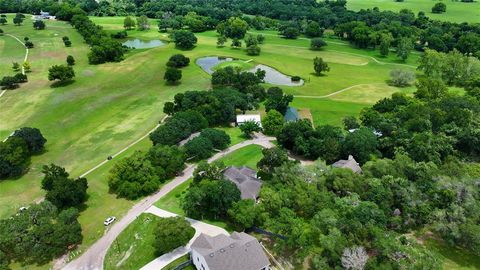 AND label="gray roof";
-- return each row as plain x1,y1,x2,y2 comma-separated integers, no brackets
332,155,362,174
191,232,270,270
223,166,262,200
